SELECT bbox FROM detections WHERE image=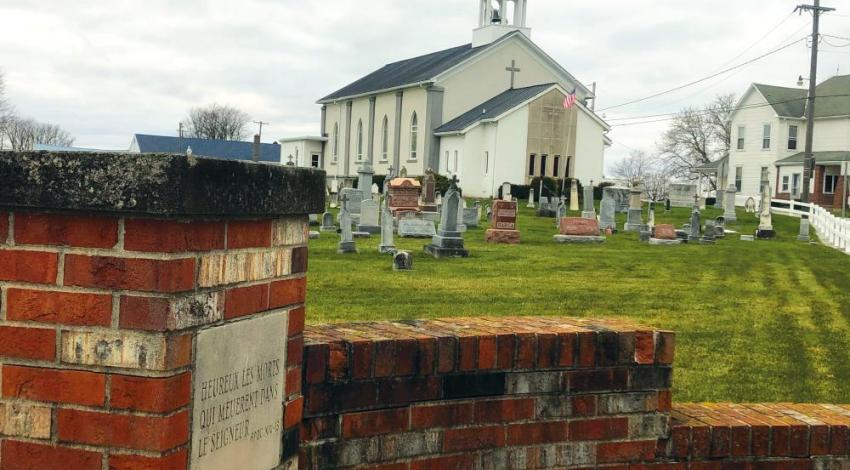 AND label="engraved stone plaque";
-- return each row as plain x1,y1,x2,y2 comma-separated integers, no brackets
191,312,288,470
